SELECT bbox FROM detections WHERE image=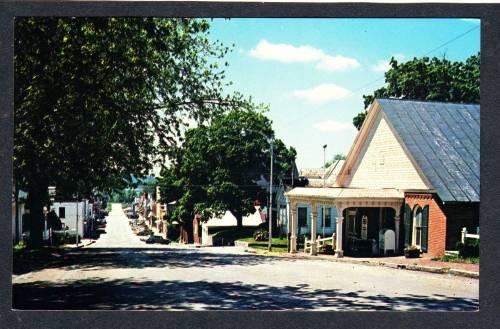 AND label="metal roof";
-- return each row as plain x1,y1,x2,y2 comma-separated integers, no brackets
377,99,480,202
